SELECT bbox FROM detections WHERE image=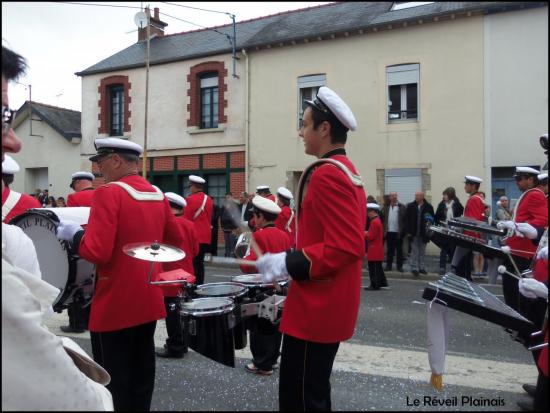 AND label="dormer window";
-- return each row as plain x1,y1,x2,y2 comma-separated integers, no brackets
391,2,433,11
